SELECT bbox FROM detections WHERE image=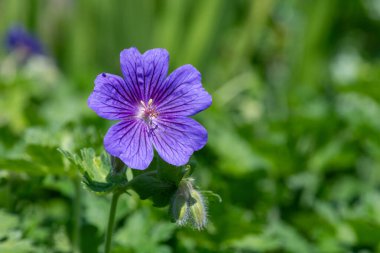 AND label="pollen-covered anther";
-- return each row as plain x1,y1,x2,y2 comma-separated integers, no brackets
138,98,159,124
